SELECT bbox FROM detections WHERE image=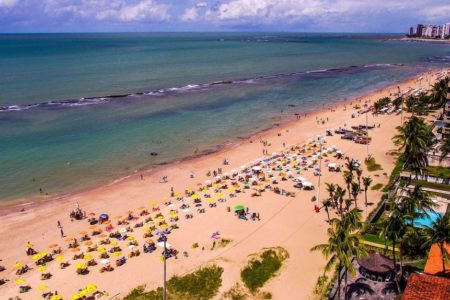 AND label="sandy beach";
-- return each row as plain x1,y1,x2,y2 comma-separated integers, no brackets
0,68,446,299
